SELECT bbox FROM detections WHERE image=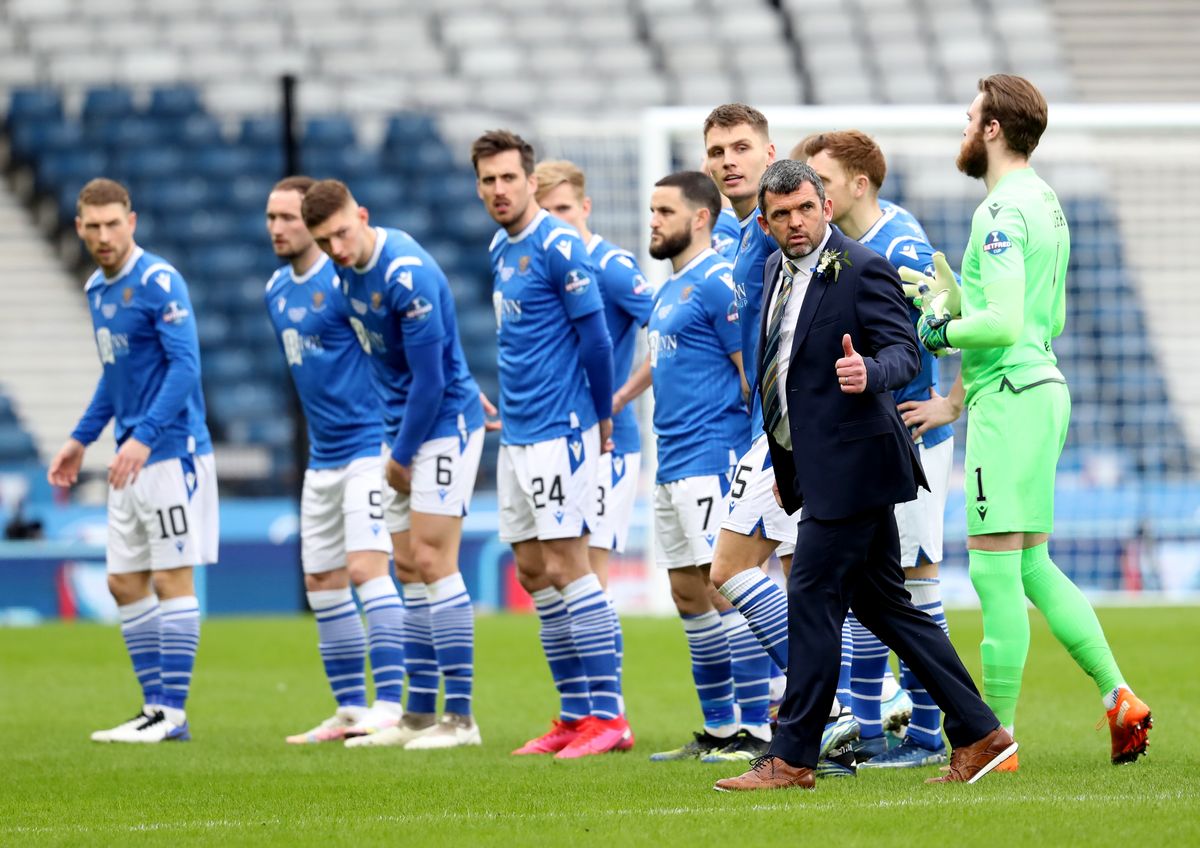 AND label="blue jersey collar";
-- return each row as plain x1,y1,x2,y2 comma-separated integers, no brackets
669,247,716,281
354,227,387,273
102,245,144,285
291,252,329,284
507,208,548,245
